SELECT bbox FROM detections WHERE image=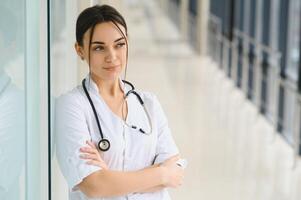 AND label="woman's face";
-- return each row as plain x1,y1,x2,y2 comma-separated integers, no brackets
76,22,127,81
